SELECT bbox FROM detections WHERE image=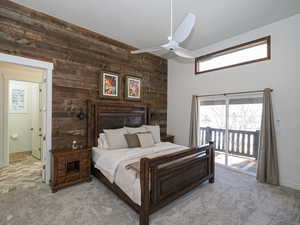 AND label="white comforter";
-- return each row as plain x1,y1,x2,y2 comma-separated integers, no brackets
92,142,189,205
